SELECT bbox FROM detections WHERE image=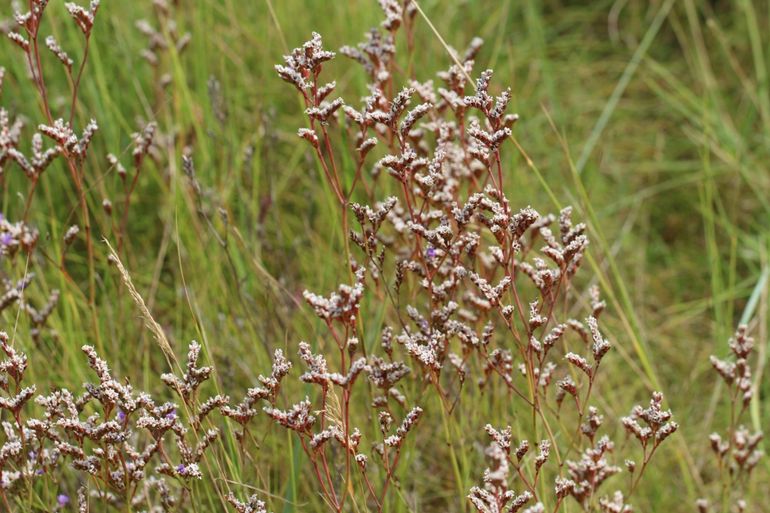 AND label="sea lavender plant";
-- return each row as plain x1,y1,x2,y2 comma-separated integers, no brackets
271,3,679,512
0,213,58,340
0,330,233,510
5,1,102,302
135,0,192,109
696,325,763,512
0,1,701,511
